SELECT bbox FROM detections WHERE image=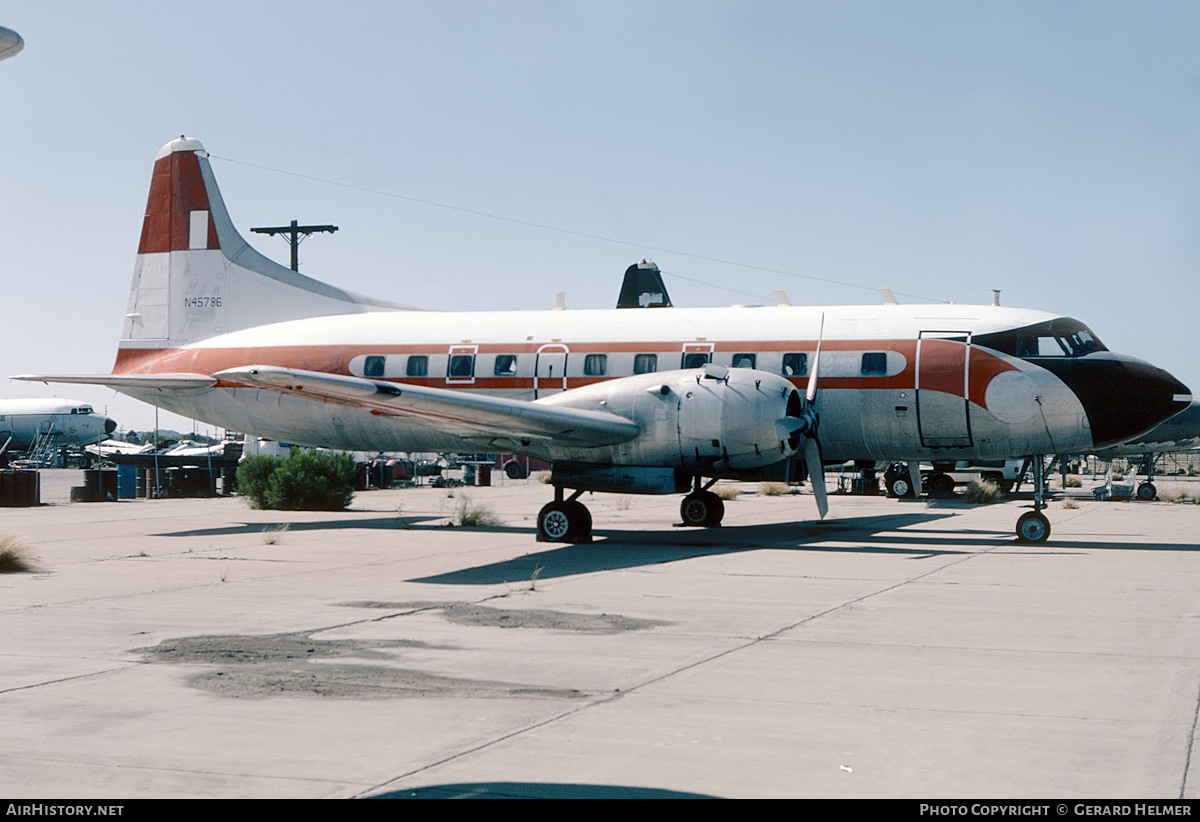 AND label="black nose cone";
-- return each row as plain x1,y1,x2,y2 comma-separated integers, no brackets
1039,357,1191,448
105,417,118,435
